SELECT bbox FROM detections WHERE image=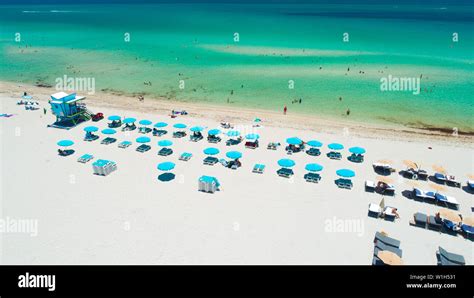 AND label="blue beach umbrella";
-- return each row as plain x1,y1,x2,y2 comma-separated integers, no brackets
101,128,117,135
83,126,98,133
328,143,344,151
278,158,296,168
245,133,260,140
208,129,221,136
108,115,121,121
22,95,32,100
173,123,187,129
226,151,242,160
254,118,262,123
349,146,366,155
286,137,303,145
123,117,136,124
57,139,74,147
190,126,204,132
136,136,151,143
158,140,173,147
307,140,323,147
227,130,240,137
139,119,152,126
154,122,168,128
336,169,355,178
305,163,324,172
157,162,175,171
203,147,220,155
